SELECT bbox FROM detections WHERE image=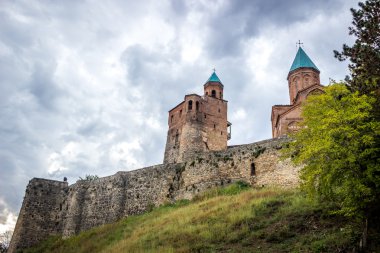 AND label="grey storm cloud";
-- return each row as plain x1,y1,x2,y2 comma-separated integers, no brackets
202,0,343,58
0,0,359,233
